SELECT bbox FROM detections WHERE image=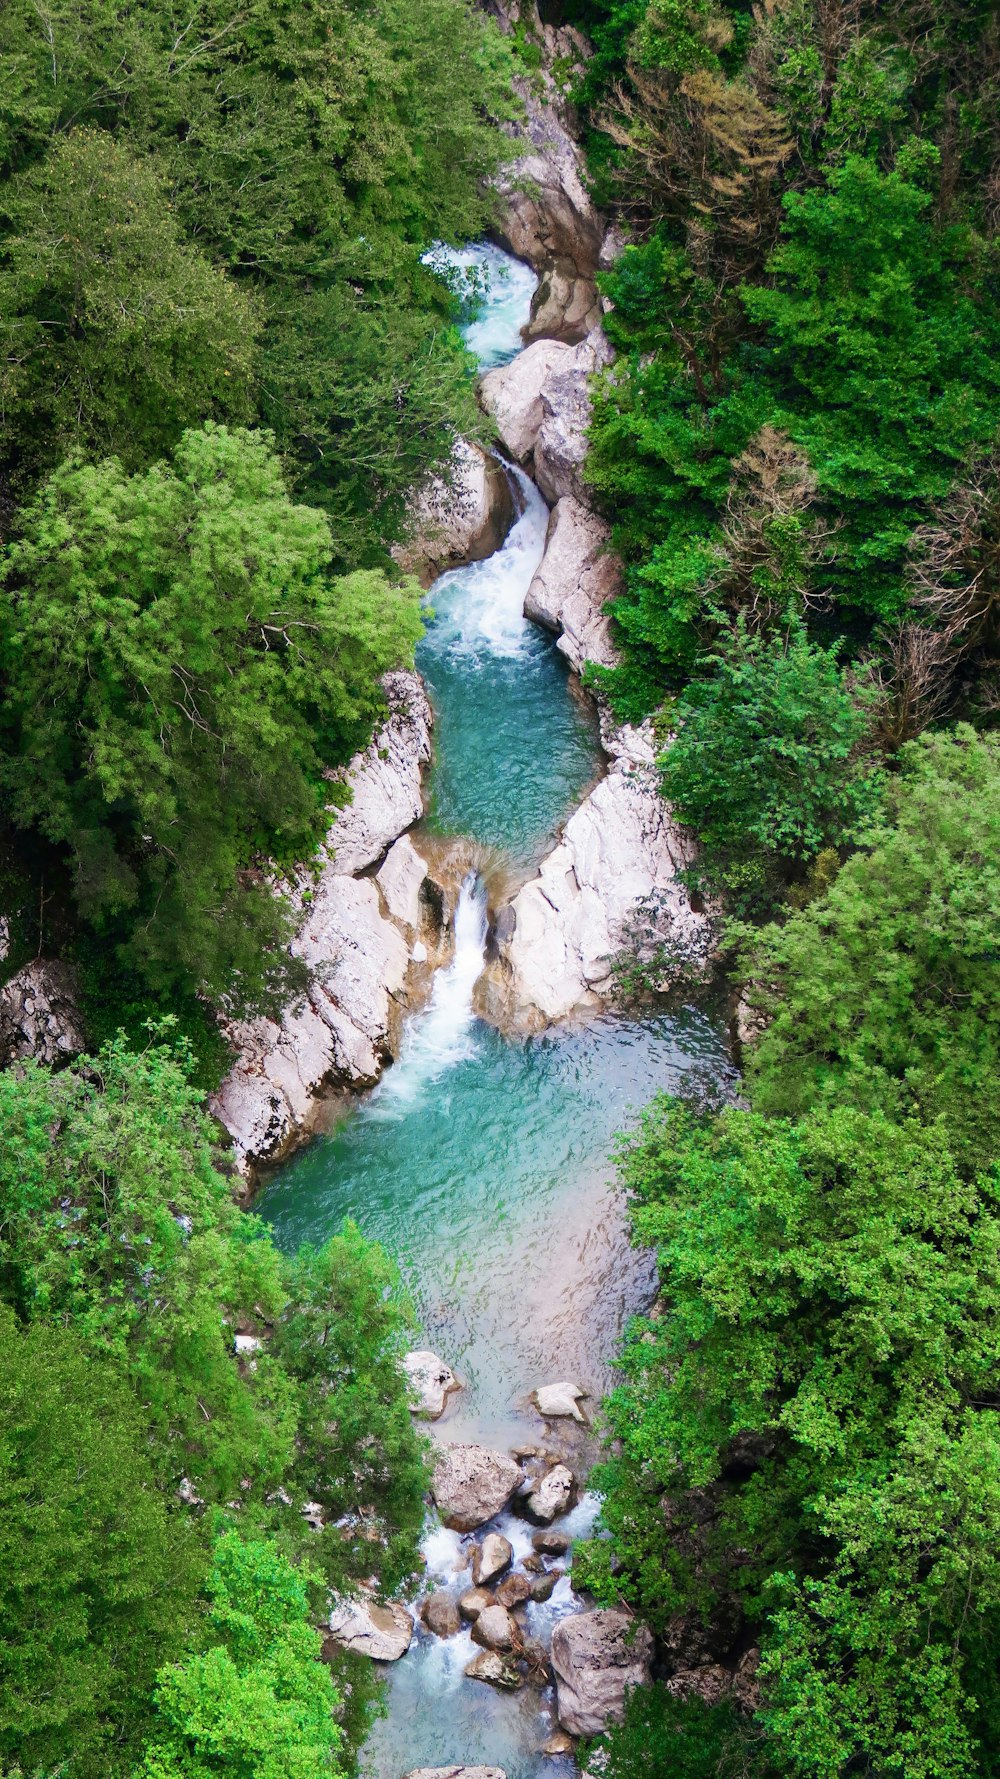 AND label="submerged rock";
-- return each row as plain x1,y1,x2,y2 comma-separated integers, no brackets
471,1532,513,1587
550,1609,654,1737
432,1445,522,1532
0,959,86,1068
395,438,515,583
327,1597,414,1662
403,1349,460,1420
210,672,432,1172
541,1731,576,1757
465,1650,522,1690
